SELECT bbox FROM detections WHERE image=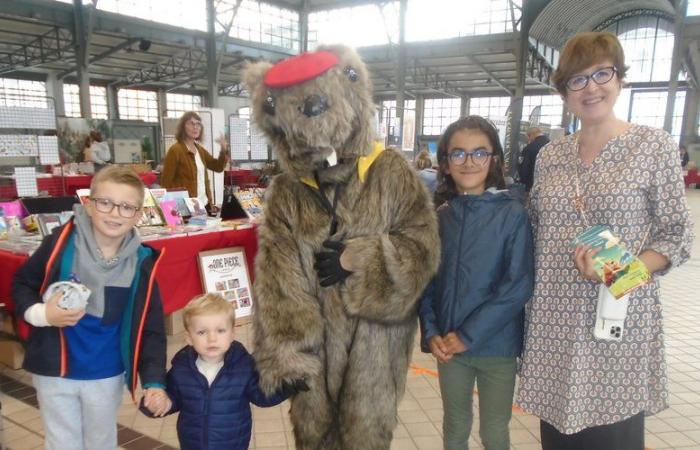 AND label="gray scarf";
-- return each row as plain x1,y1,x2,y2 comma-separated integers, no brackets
71,205,141,318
